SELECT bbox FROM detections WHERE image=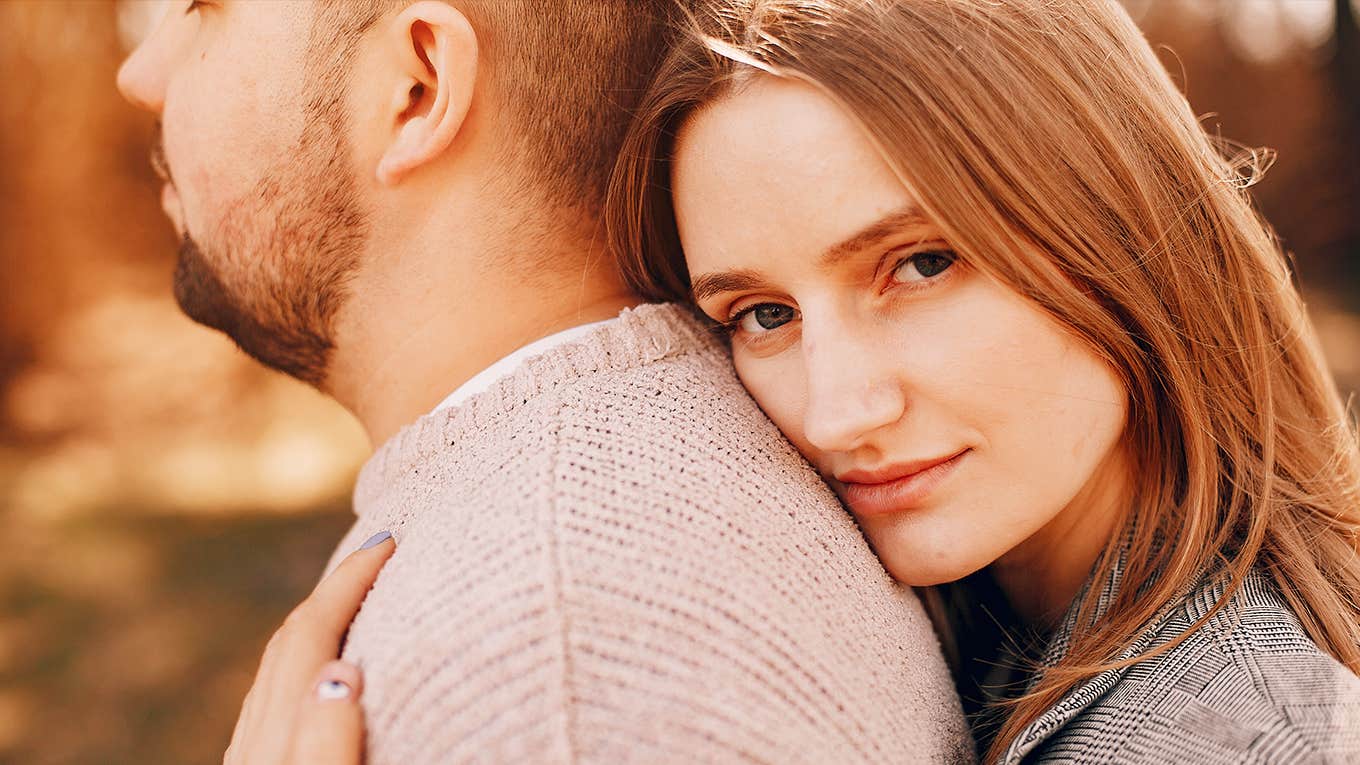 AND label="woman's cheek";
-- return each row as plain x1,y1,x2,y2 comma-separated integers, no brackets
734,352,811,453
